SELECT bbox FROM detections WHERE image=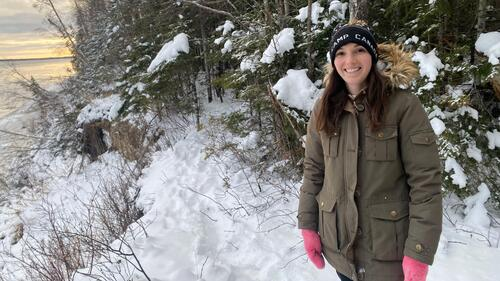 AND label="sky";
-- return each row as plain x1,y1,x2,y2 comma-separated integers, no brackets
0,0,73,60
